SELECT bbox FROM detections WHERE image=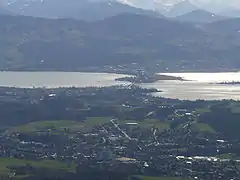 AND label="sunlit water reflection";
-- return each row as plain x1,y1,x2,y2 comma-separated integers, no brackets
140,72,240,100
